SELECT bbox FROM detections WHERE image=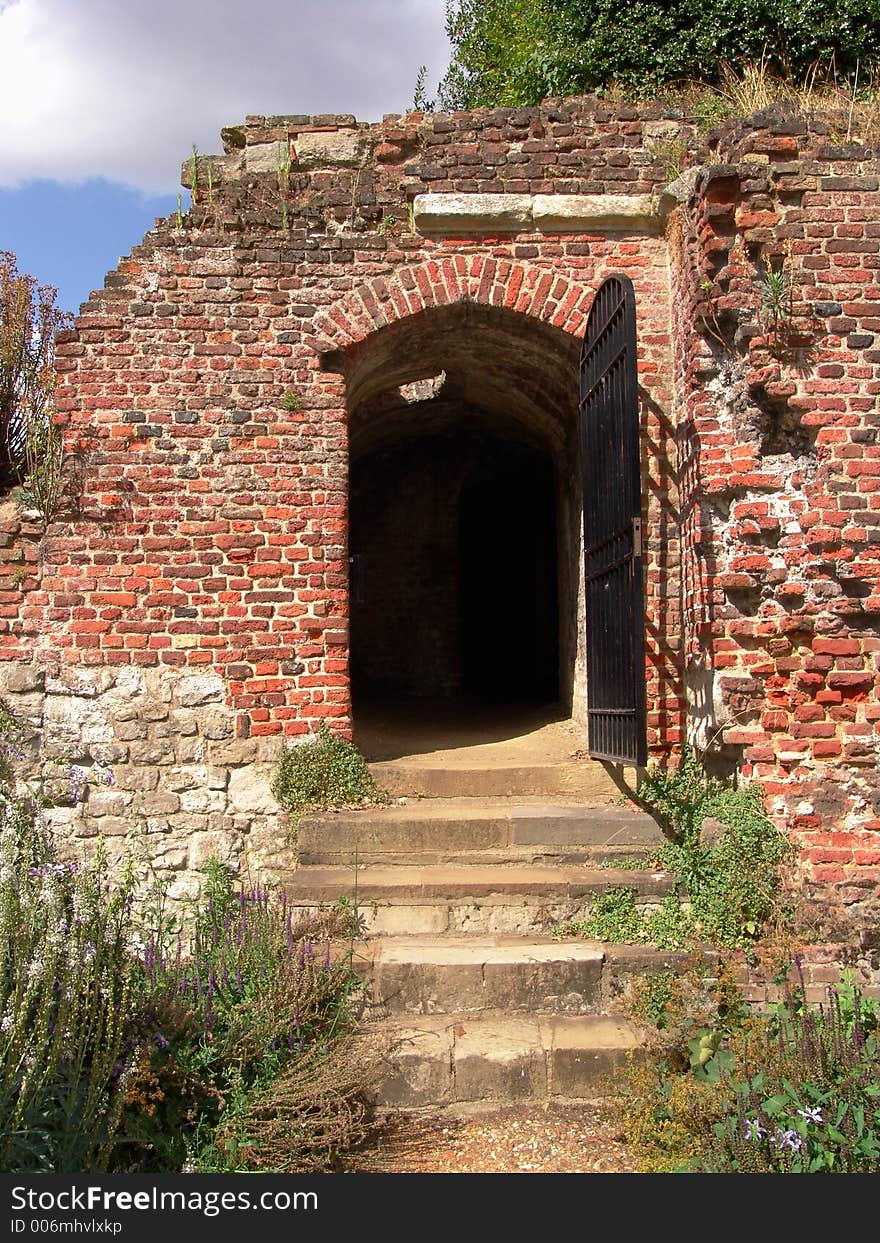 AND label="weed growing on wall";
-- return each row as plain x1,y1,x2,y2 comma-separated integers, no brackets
271,722,388,833
555,746,793,951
